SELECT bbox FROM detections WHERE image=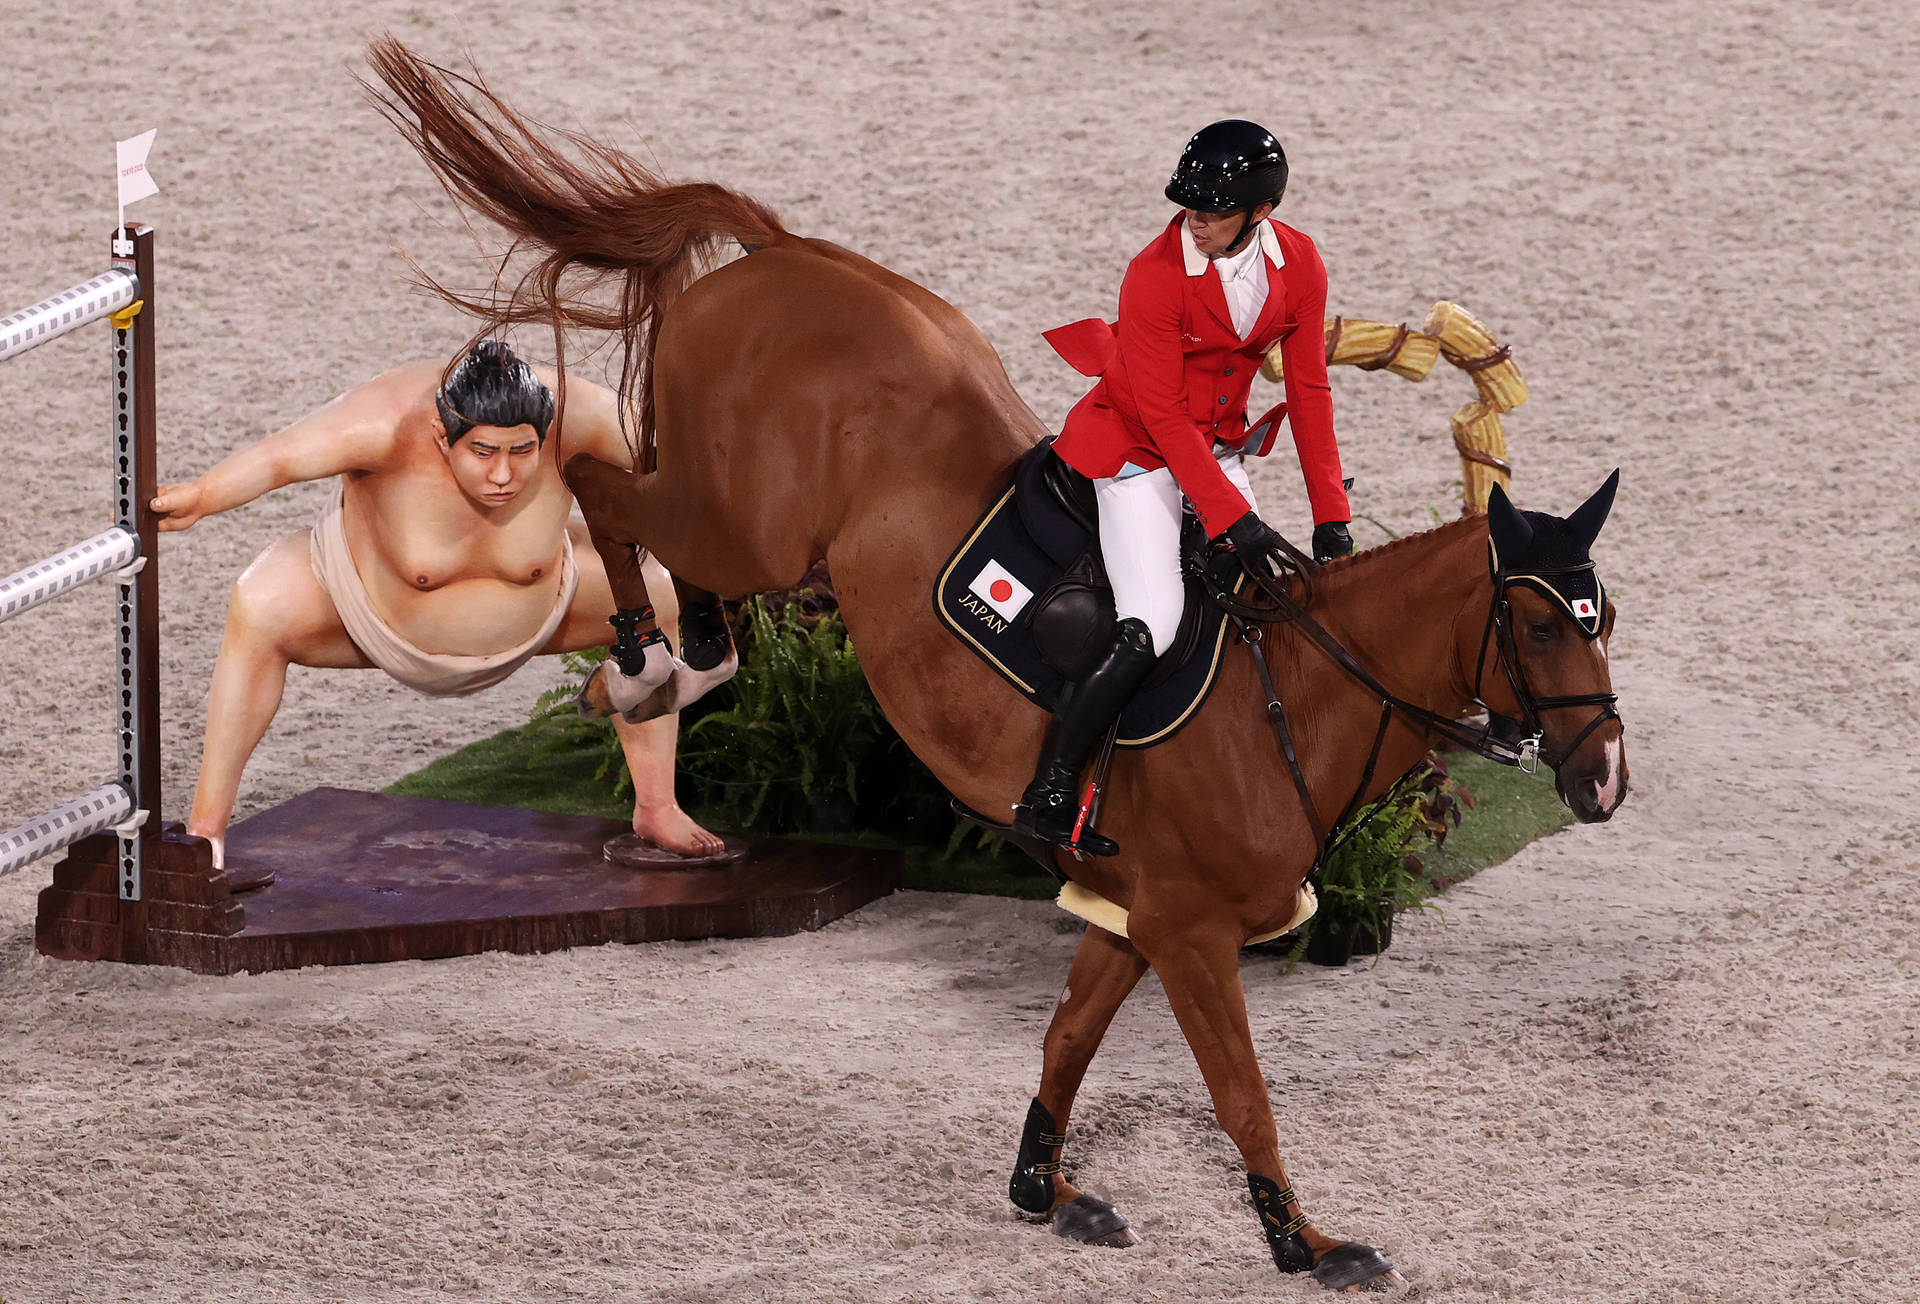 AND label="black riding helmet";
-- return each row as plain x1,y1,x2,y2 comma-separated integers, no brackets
1164,120,1289,214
